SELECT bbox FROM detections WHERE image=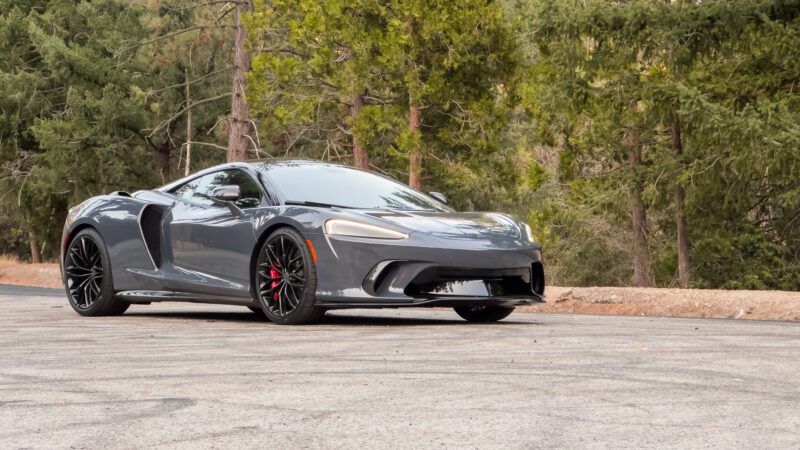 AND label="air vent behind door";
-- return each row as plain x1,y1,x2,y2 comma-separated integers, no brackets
139,204,165,268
